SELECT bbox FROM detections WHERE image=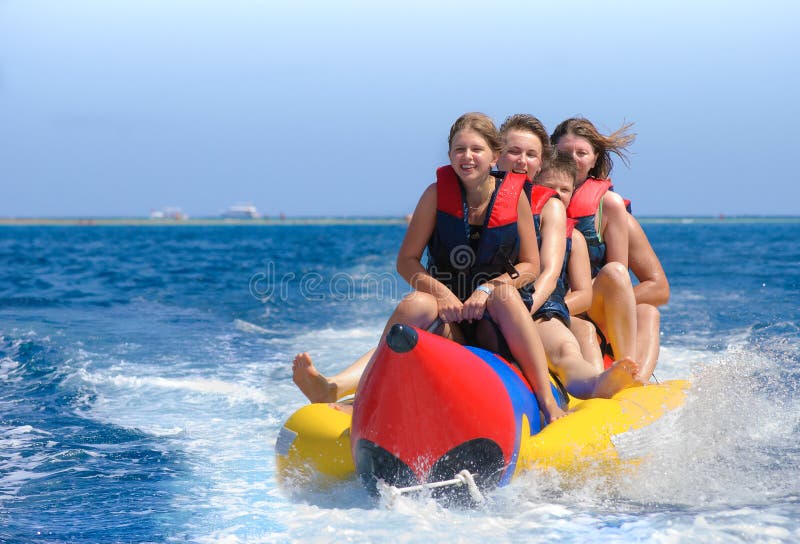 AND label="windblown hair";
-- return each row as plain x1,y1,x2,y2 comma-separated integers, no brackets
448,112,501,154
550,117,636,179
499,113,552,160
